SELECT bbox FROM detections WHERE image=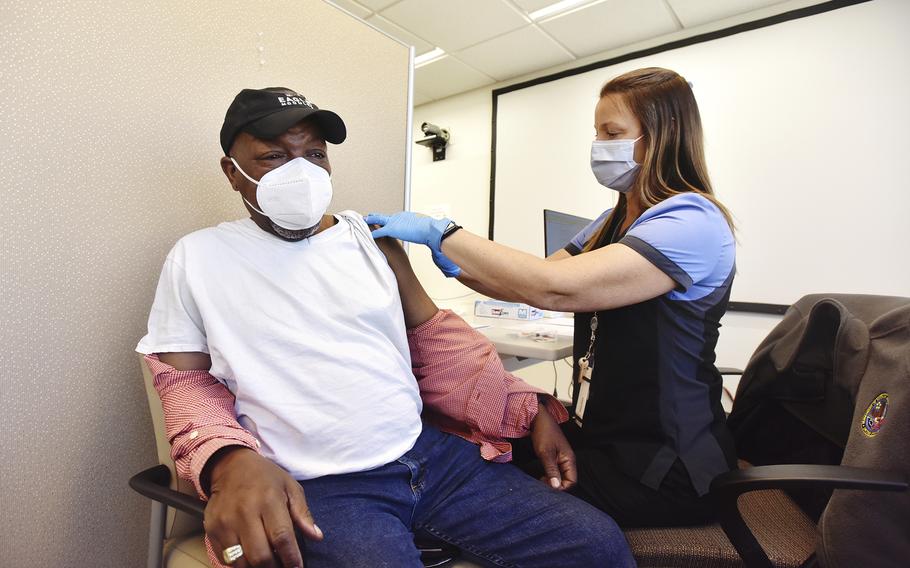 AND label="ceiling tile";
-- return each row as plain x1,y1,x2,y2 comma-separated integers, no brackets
539,0,679,57
380,0,529,52
327,0,372,19
666,0,789,28
456,26,574,81
358,0,399,10
366,15,435,55
413,89,434,106
513,0,562,12
414,56,495,100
